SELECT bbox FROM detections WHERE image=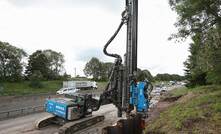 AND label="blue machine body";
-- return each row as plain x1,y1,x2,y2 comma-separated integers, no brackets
130,82,149,112
45,98,73,120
